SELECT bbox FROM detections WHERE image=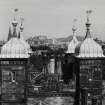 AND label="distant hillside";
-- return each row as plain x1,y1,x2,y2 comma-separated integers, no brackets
56,35,84,42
